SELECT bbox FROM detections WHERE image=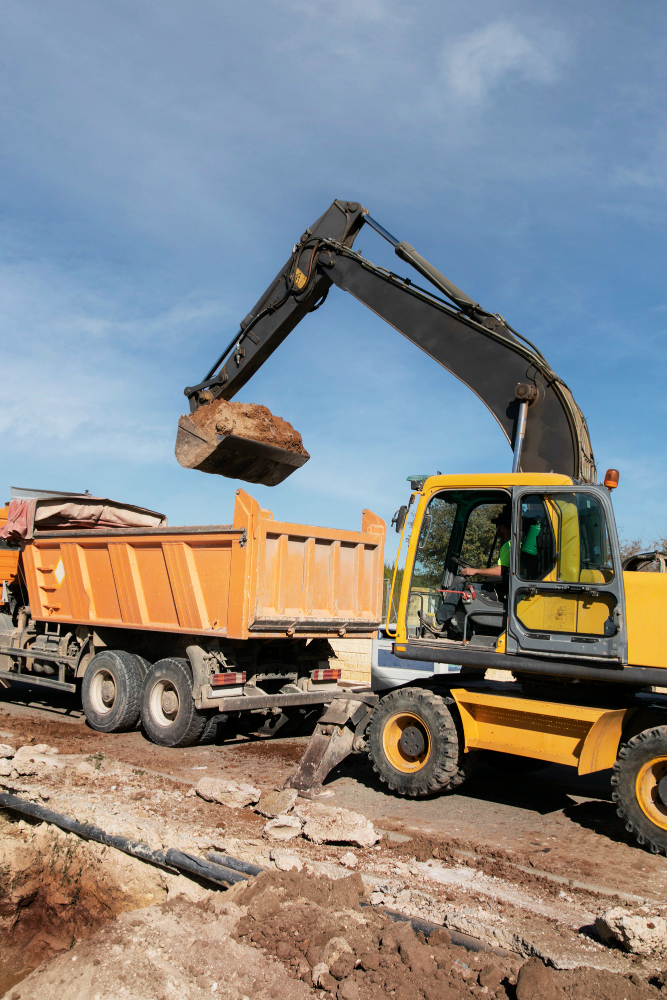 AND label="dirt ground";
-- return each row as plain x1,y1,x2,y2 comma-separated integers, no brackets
0,686,666,999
